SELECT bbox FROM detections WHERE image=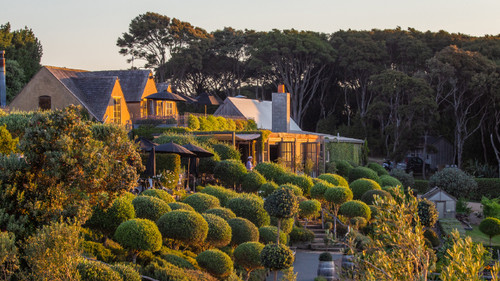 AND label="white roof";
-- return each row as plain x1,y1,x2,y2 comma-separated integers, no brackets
220,97,302,131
